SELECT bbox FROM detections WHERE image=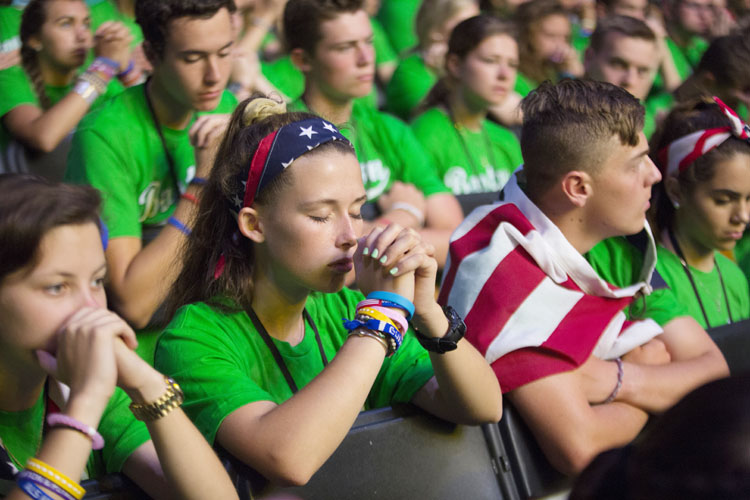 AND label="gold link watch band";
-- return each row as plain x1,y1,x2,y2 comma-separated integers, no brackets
129,377,185,421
